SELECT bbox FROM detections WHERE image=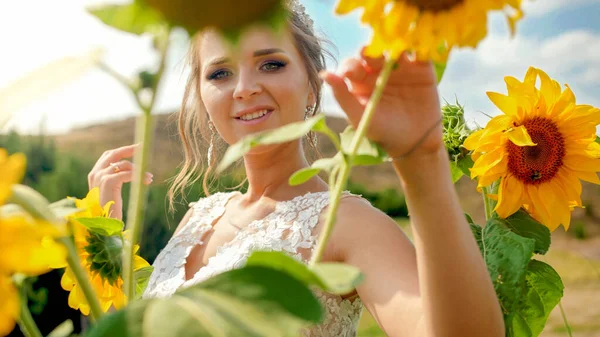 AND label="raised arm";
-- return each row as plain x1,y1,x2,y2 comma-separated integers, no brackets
321,50,504,337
